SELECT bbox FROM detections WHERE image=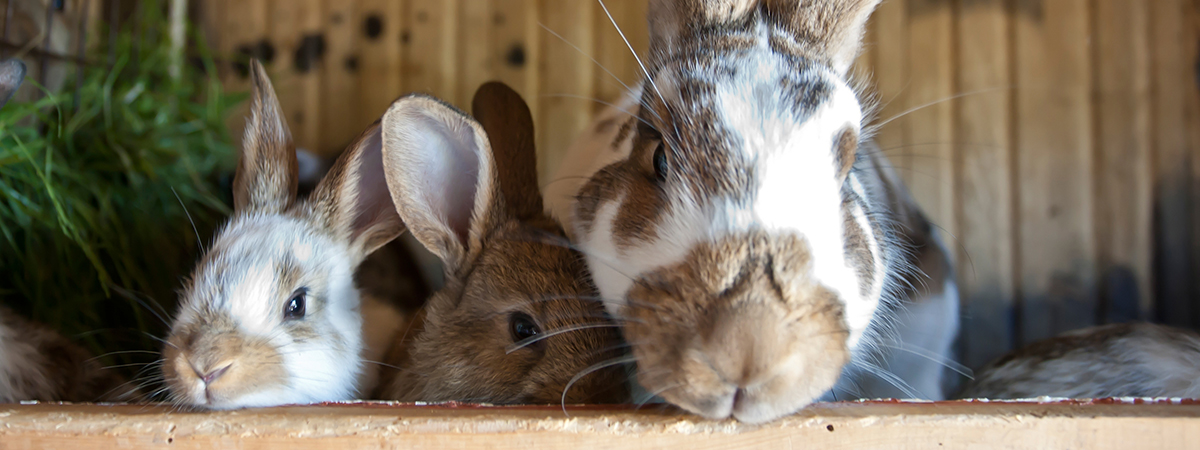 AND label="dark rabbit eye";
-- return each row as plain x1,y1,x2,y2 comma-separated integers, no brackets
652,143,668,182
508,312,541,345
284,288,307,320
